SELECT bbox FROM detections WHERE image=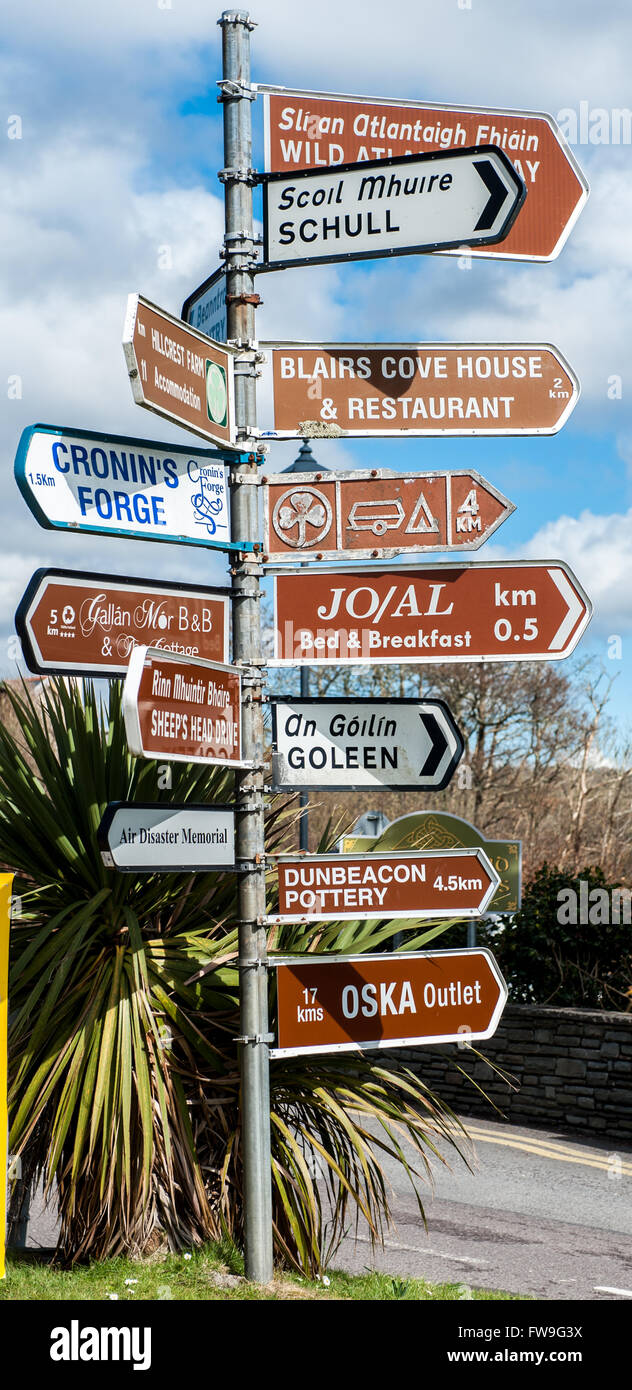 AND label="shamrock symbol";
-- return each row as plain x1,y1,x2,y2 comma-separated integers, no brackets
272,487,332,549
